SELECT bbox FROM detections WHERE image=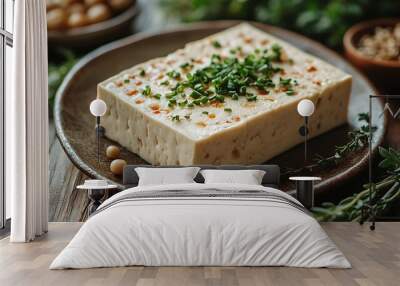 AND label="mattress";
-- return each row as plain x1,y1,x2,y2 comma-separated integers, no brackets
50,183,350,269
